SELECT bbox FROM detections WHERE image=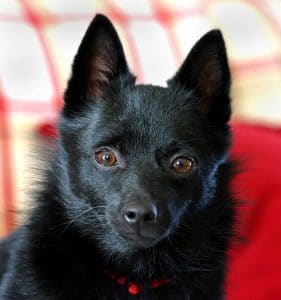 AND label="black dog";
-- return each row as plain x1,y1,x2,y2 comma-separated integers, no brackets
0,14,235,299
